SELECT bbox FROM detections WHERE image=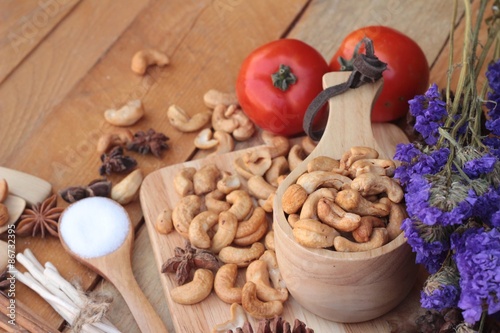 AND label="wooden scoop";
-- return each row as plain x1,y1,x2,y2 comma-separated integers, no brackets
59,199,168,333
